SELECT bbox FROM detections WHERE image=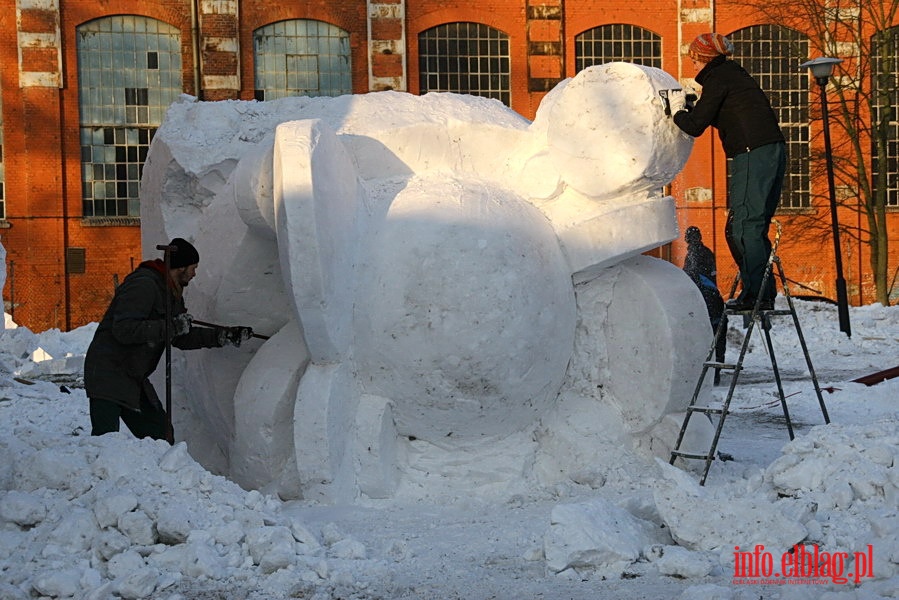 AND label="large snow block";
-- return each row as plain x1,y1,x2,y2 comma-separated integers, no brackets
603,256,711,433
274,119,360,363
540,62,692,199
230,318,308,492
